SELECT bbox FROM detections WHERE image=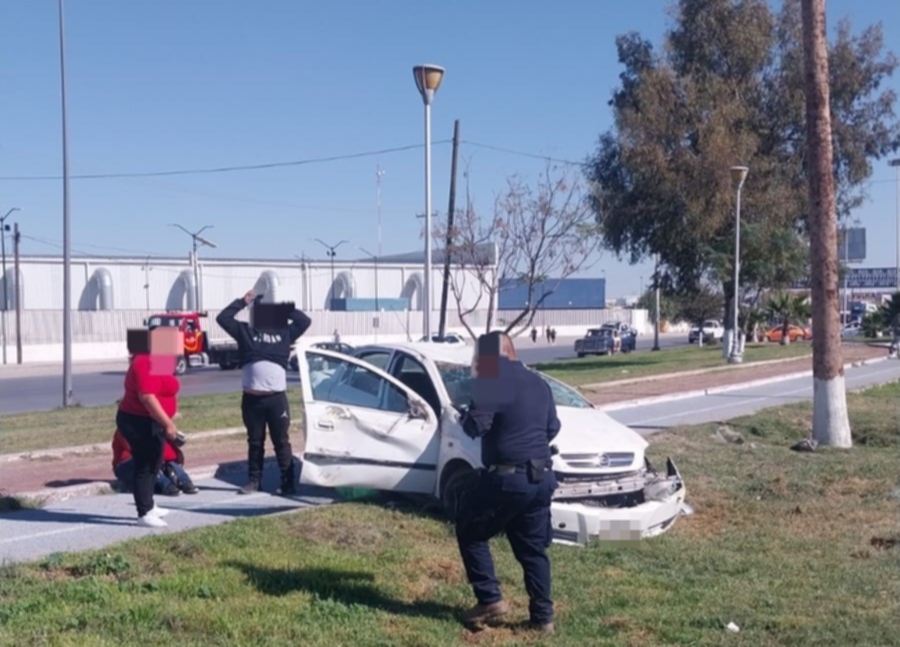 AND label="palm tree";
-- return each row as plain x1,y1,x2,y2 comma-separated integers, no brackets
766,292,812,345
